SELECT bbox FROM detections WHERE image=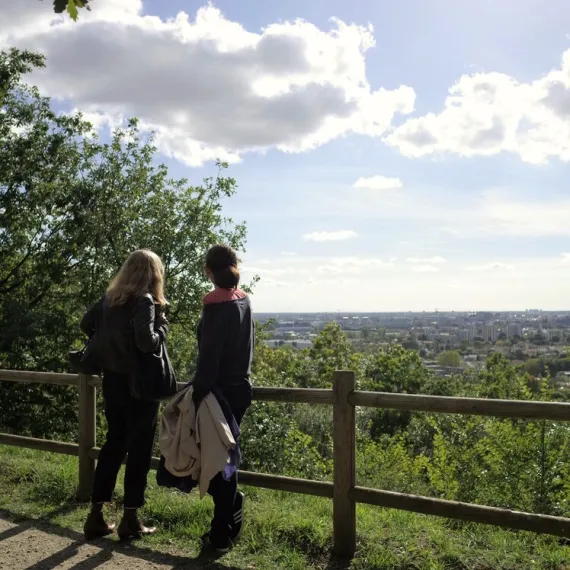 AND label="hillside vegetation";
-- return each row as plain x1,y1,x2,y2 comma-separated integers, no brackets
1,446,569,570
